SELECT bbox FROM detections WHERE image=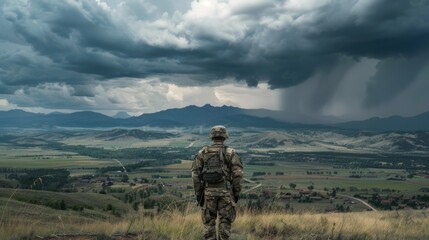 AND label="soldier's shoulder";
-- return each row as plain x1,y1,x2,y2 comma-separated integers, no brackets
225,146,237,155
197,145,210,154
